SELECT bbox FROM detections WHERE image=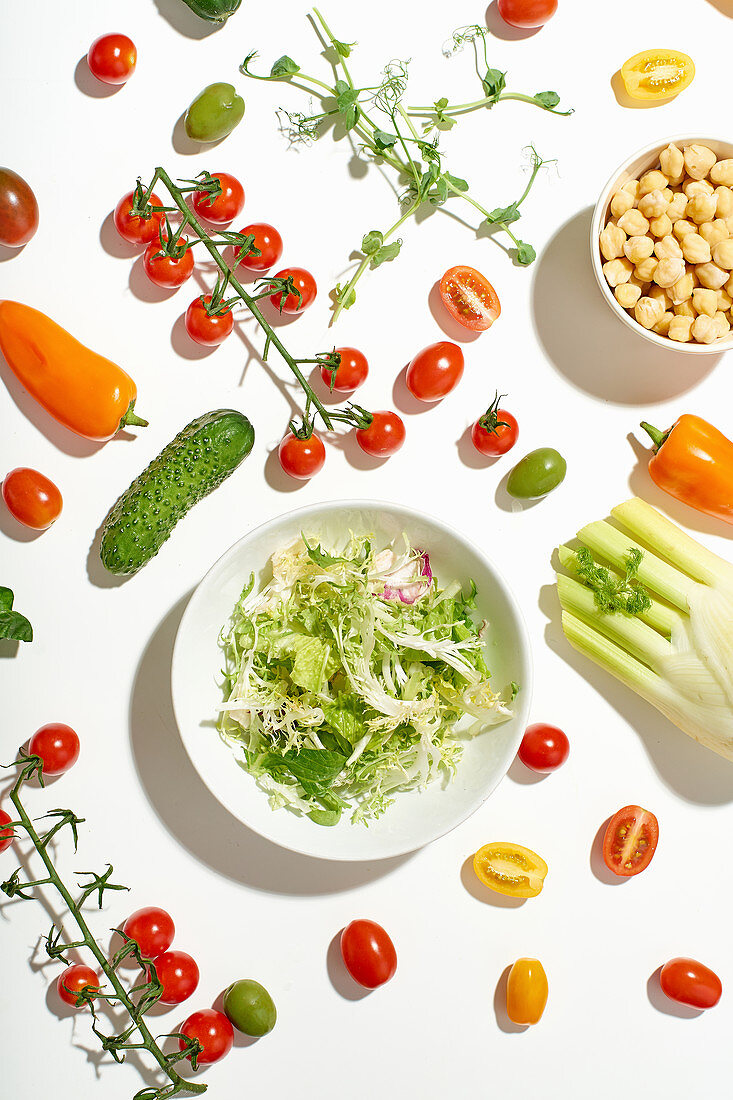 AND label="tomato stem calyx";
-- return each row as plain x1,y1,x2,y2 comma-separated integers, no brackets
478,391,510,436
